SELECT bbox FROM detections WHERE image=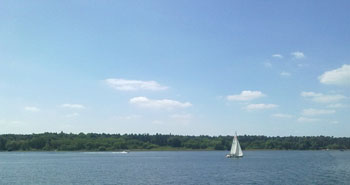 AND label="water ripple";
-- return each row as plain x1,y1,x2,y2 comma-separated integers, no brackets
0,151,349,185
